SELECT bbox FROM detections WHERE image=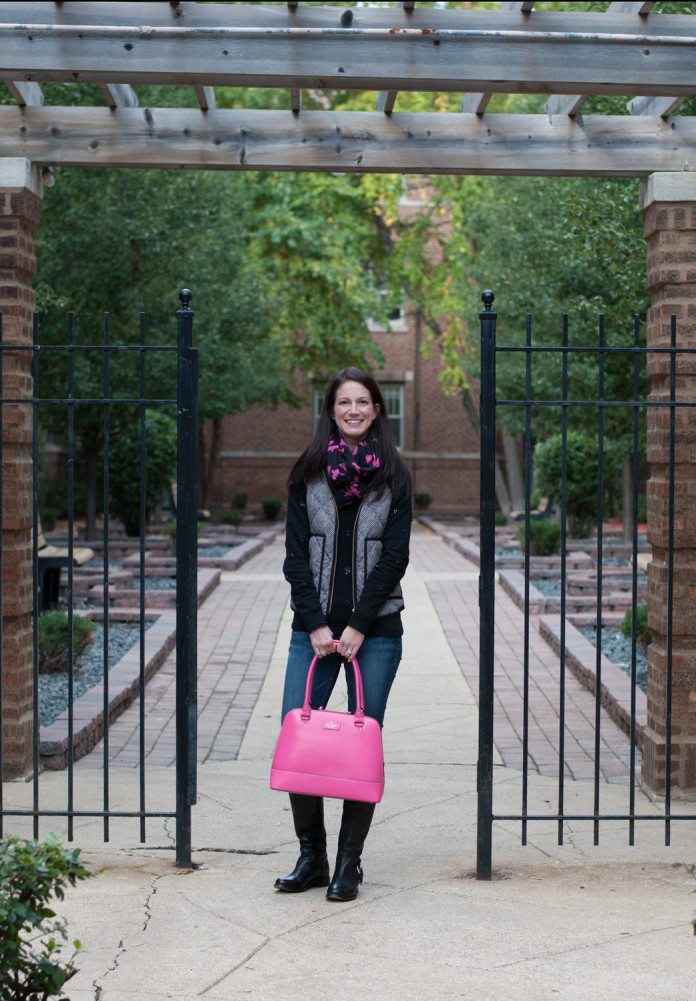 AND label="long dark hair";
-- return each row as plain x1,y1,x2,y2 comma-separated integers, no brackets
289,366,411,501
